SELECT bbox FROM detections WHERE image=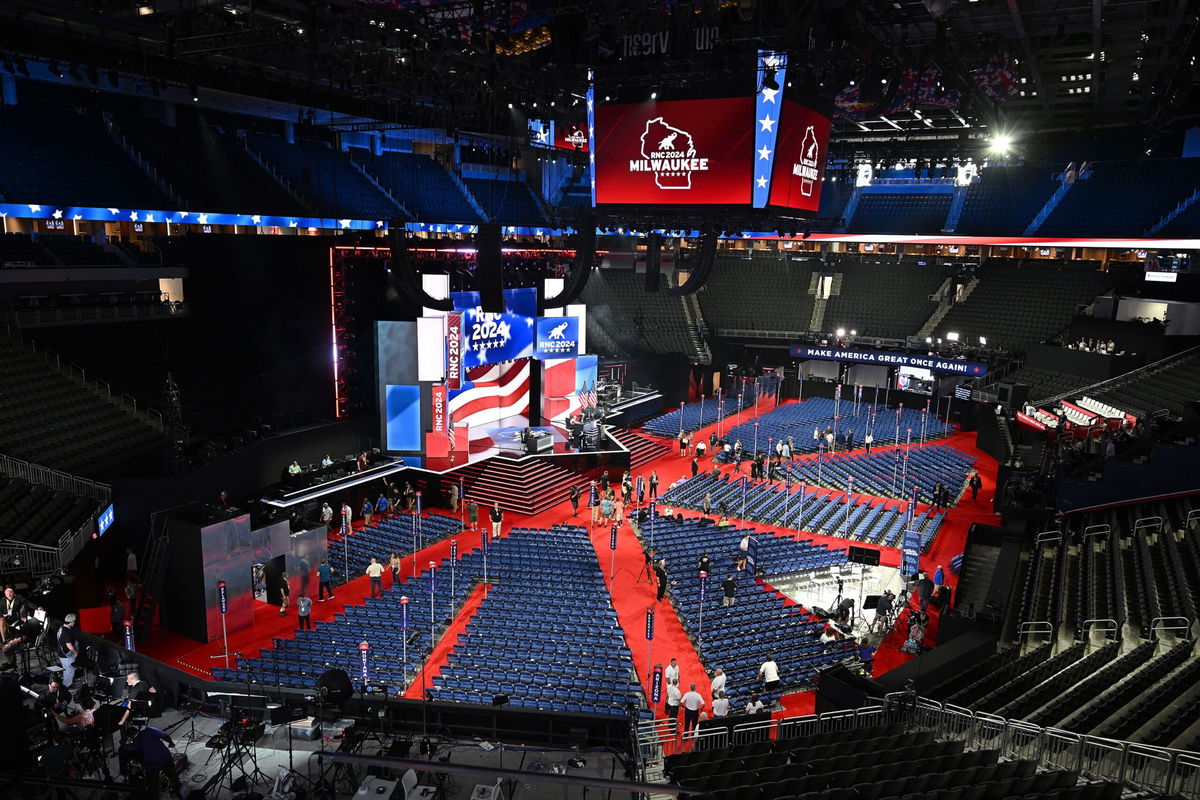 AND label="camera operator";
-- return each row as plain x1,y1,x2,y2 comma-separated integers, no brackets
1,608,41,670
118,672,157,727
127,724,181,797
38,676,71,716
